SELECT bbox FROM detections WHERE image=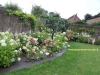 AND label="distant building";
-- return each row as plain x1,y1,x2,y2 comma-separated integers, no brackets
87,17,100,24
68,14,80,23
